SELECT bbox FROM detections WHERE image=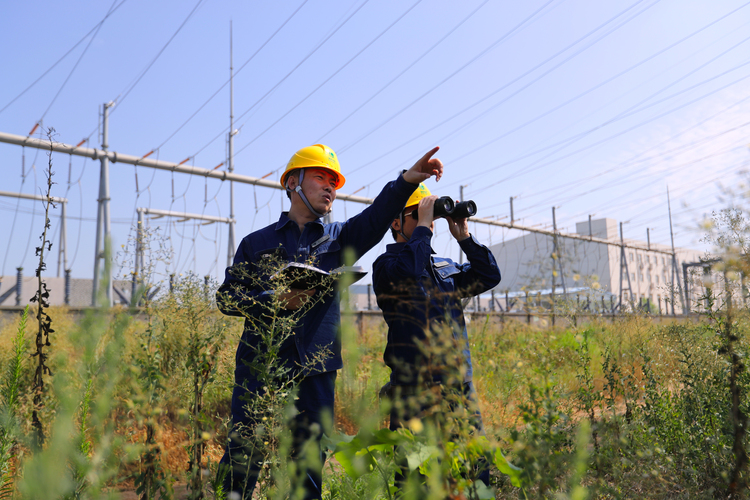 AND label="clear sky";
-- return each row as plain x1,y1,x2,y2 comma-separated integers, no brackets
1,0,749,287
